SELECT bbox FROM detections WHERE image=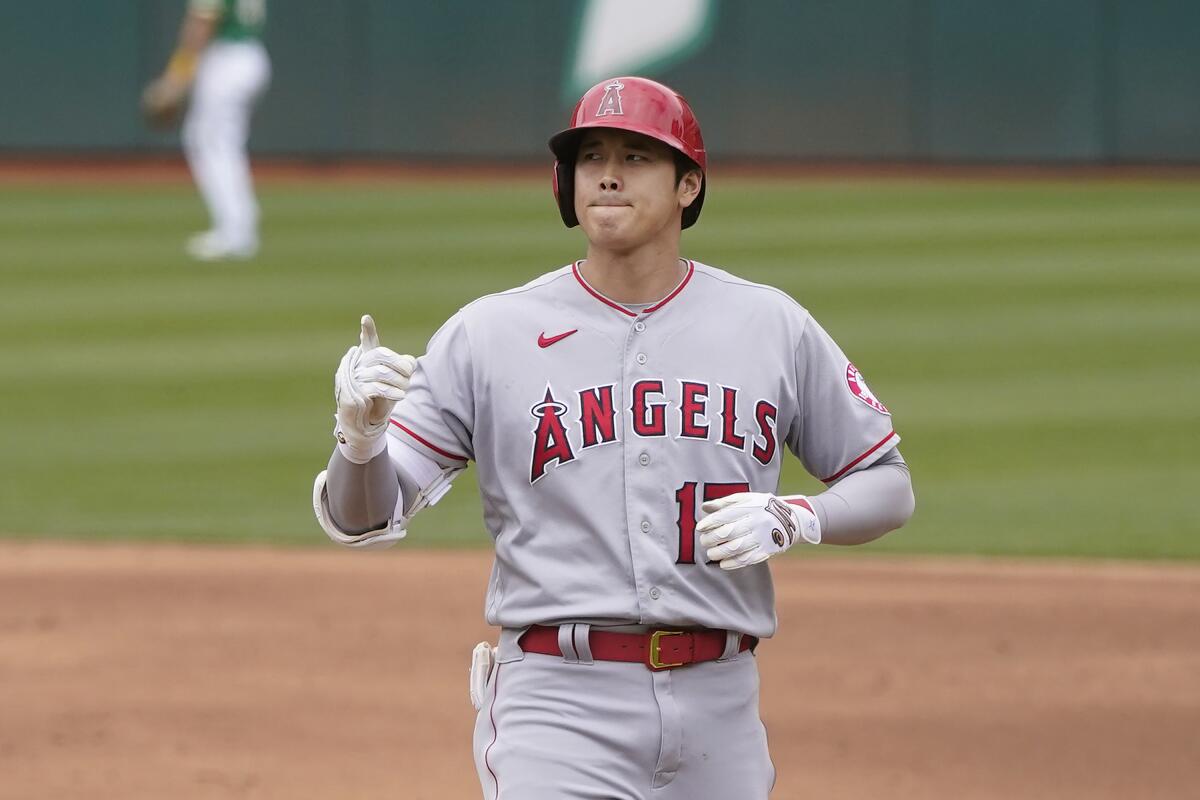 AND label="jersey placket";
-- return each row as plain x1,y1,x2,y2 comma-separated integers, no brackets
621,312,665,619
570,259,696,622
